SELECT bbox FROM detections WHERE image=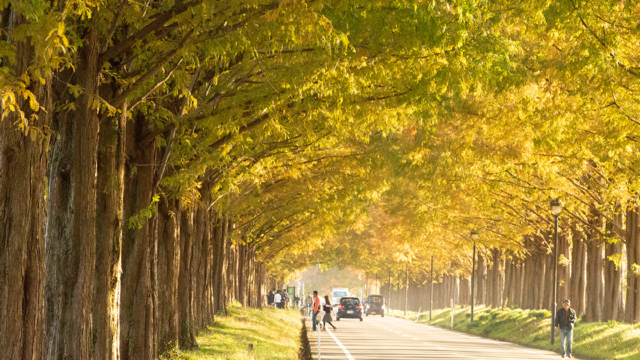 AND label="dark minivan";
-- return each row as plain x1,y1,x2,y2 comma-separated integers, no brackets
365,295,385,317
336,297,363,321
